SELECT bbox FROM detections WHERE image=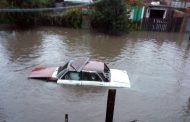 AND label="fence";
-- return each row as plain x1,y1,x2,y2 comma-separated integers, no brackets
141,18,170,32
141,17,184,32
